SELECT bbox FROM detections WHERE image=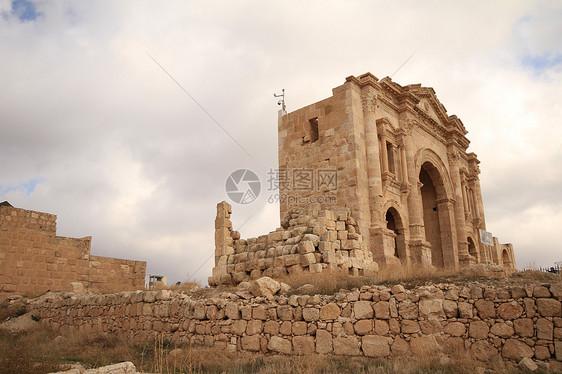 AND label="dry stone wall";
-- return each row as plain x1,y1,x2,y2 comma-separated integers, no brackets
209,201,379,286
29,282,562,368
